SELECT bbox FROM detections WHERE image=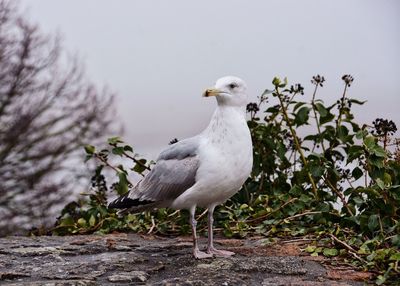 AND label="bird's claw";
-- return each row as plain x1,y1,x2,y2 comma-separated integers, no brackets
193,249,213,259
207,247,235,257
